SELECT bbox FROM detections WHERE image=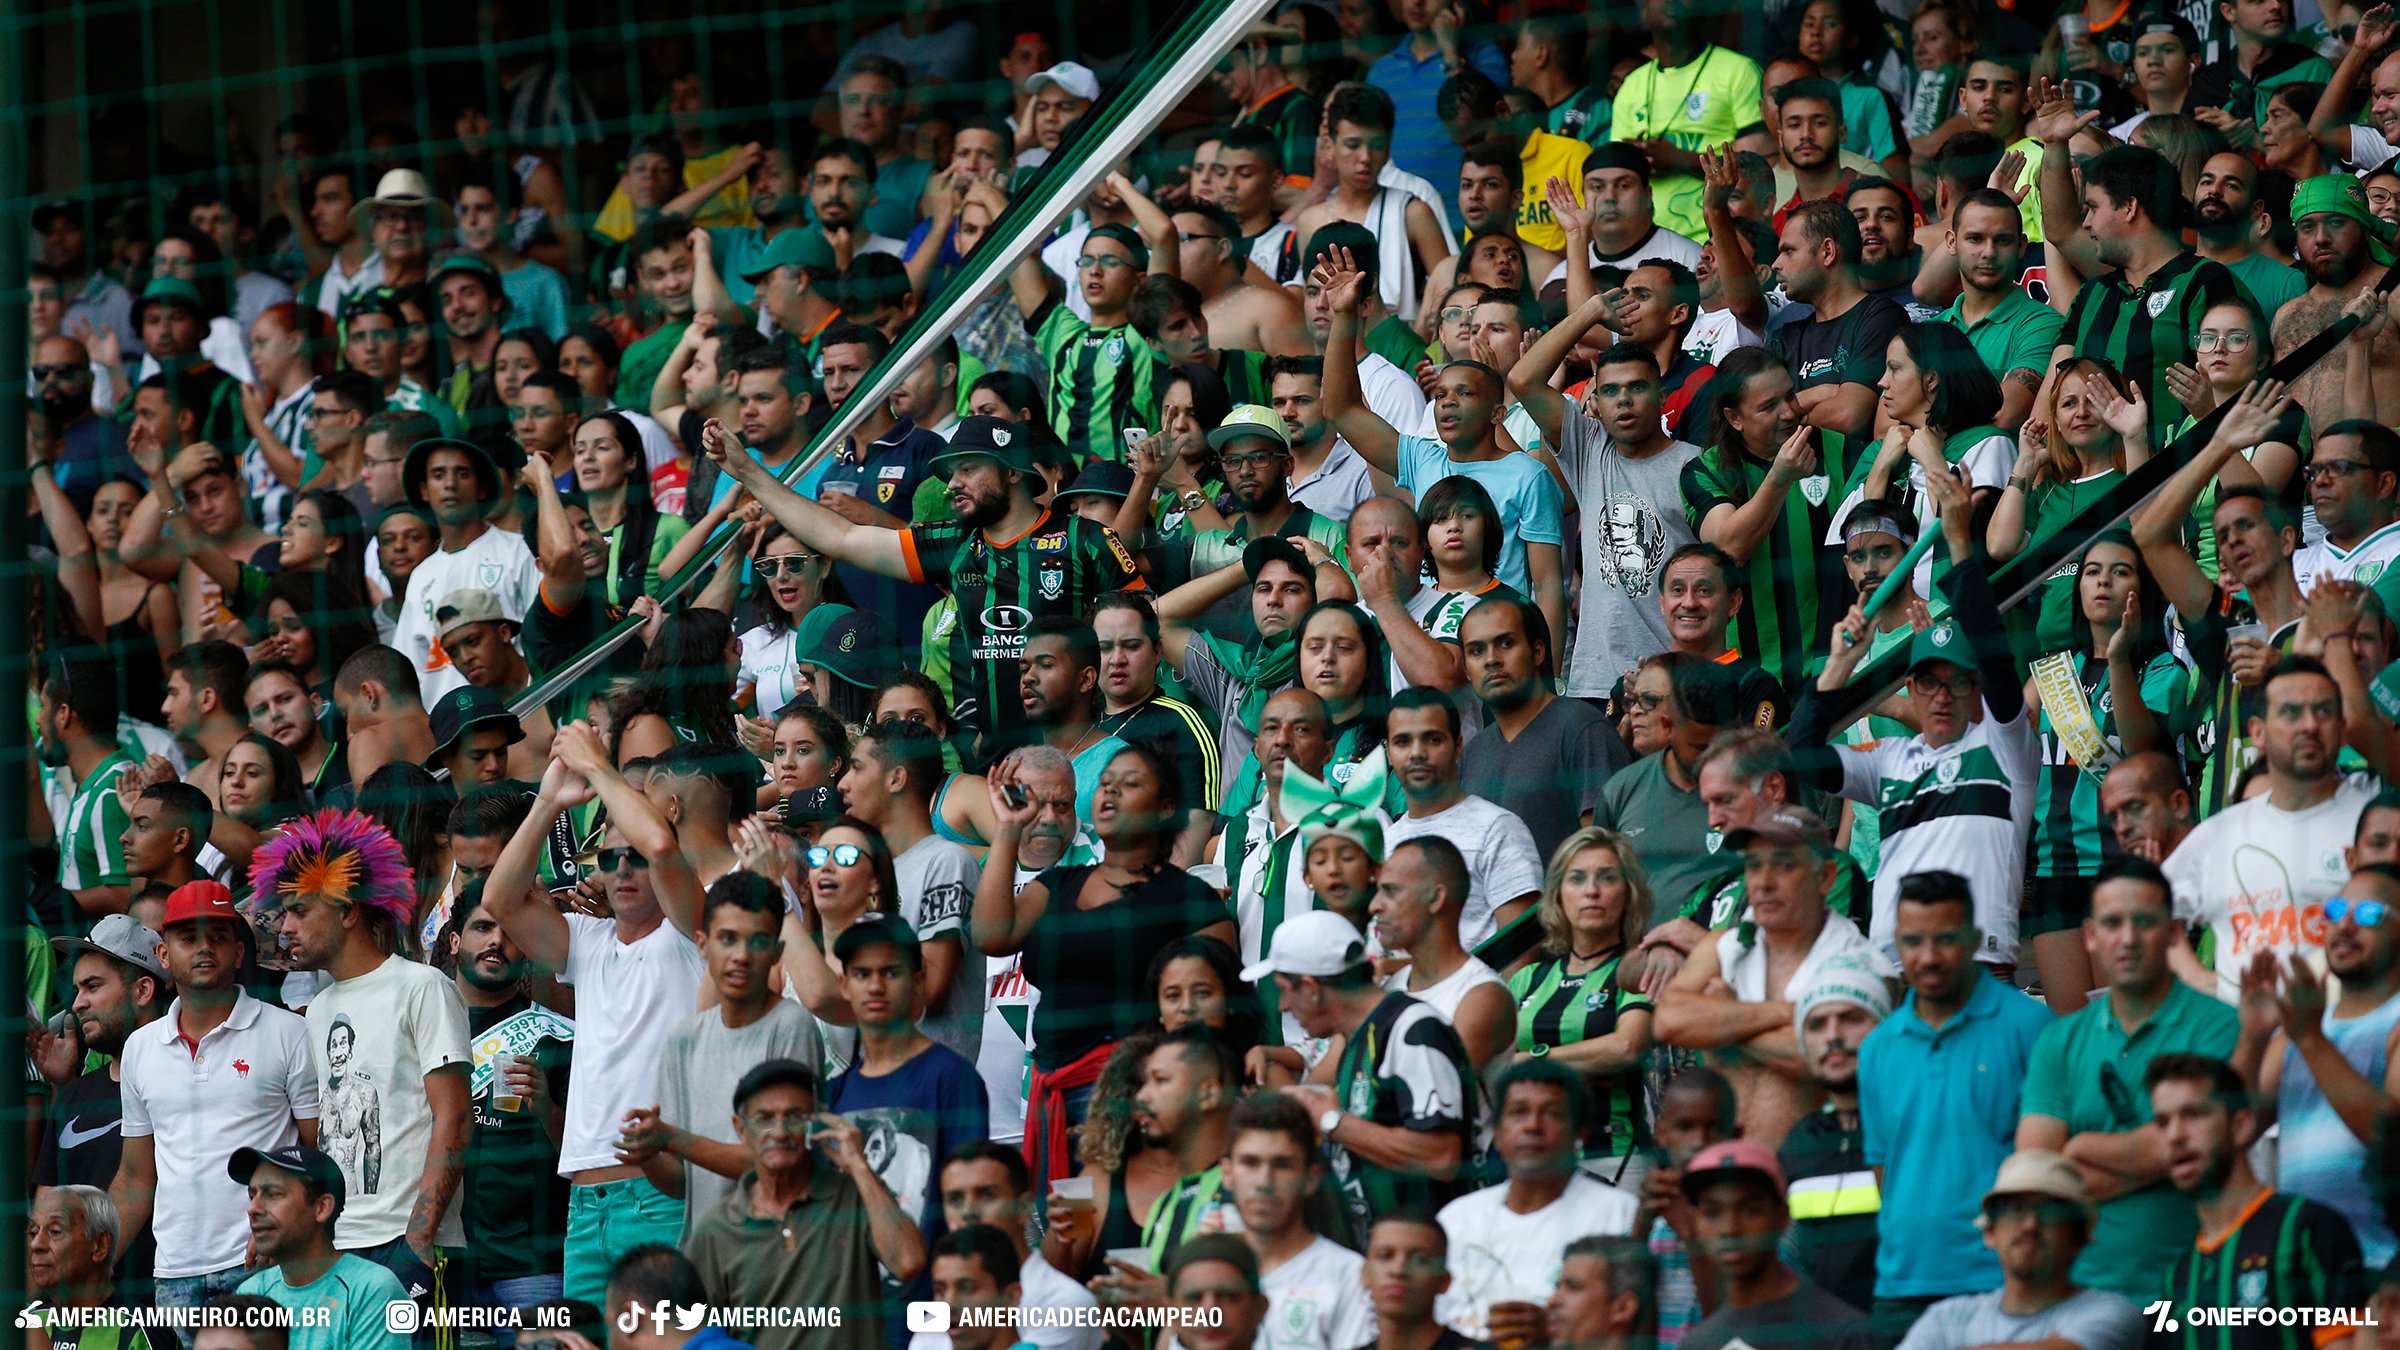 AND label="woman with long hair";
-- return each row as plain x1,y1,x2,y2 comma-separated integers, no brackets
1416,475,1520,636
358,761,455,935
1991,357,2151,649
1147,934,1264,1056
2021,530,2180,1014
491,328,558,407
765,703,852,810
780,814,905,1080
33,475,178,722
978,743,1238,1185
219,732,308,830
2163,296,2312,568
572,409,687,604
1509,827,1657,1183
736,526,840,719
611,607,742,763
1037,1028,1171,1280
1143,365,1235,532
1296,601,1393,788
1839,324,2010,601
1692,347,1841,685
